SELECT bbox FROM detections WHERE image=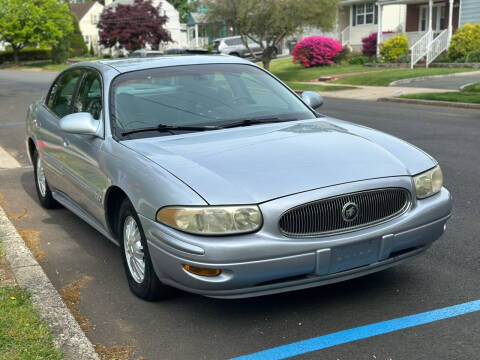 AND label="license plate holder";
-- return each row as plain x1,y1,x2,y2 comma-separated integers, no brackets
330,238,380,274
